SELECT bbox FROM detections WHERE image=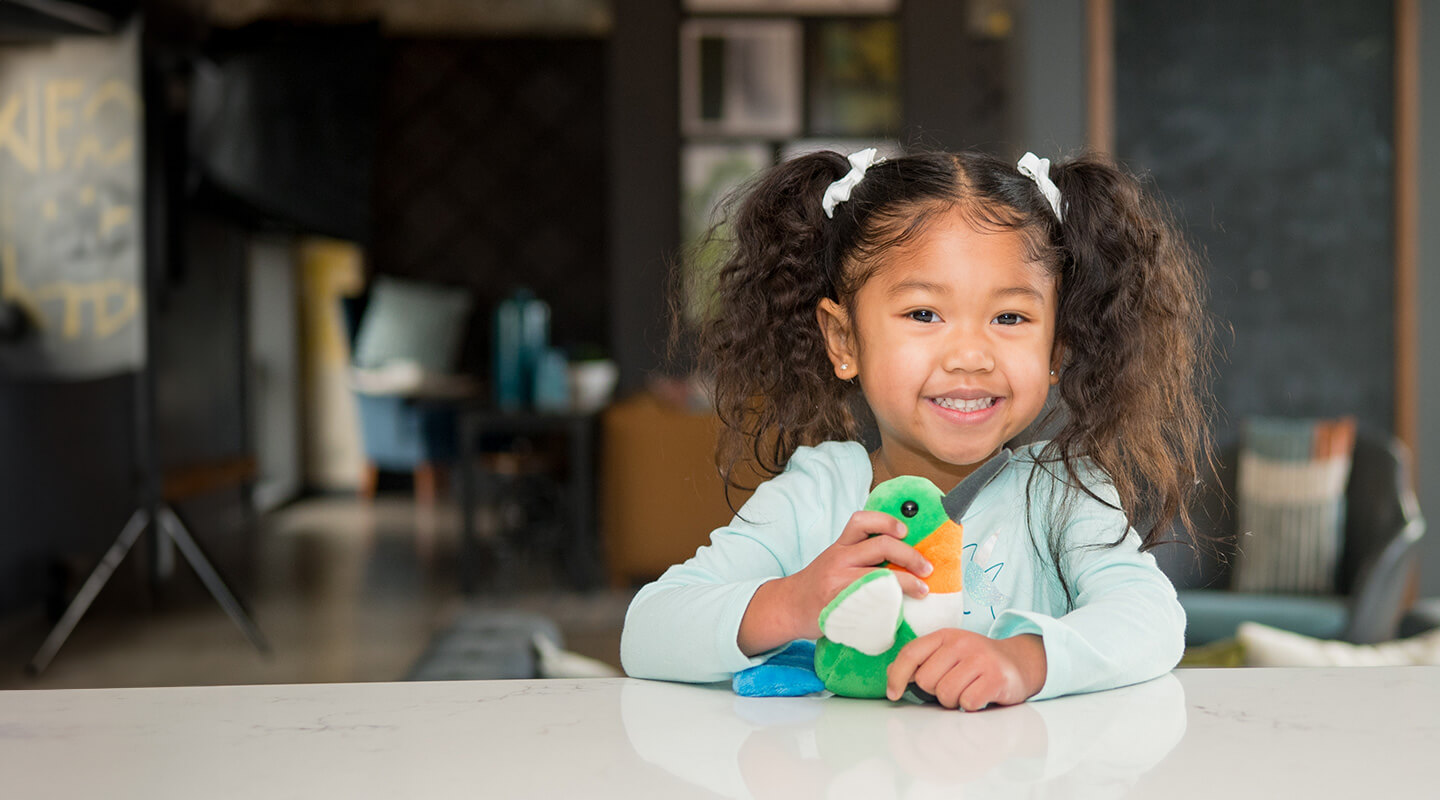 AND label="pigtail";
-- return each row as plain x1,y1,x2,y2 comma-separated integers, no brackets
693,152,864,495
1044,155,1215,550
